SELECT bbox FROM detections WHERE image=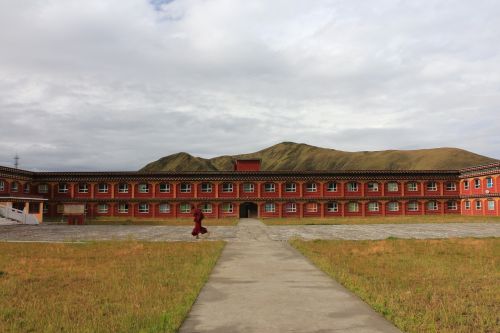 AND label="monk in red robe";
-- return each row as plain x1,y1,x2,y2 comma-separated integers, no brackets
192,207,208,239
